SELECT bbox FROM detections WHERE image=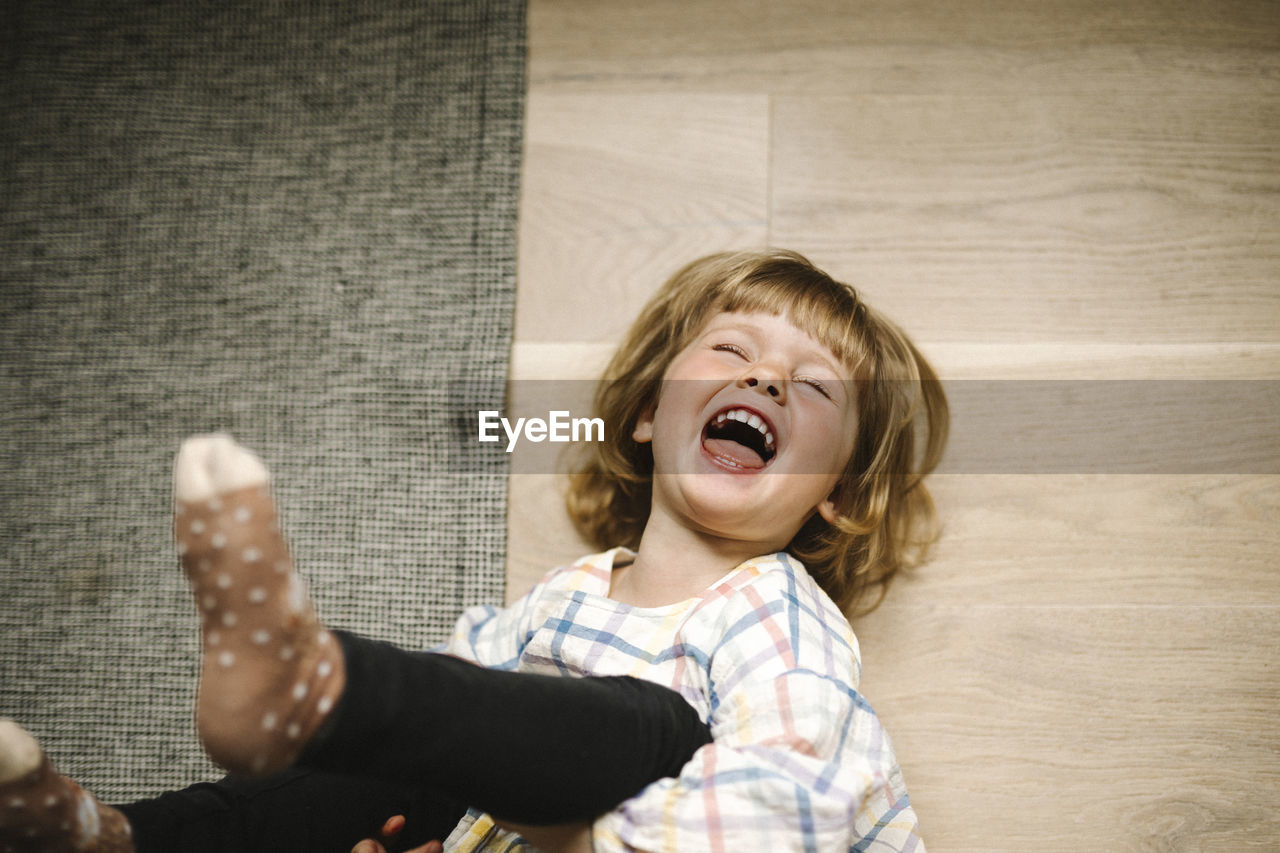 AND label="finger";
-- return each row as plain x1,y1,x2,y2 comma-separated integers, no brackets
380,814,407,838
351,841,386,853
